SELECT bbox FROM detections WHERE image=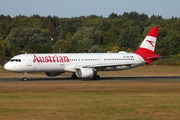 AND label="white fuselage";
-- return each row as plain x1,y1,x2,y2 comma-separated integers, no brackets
4,53,145,73
4,26,160,80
